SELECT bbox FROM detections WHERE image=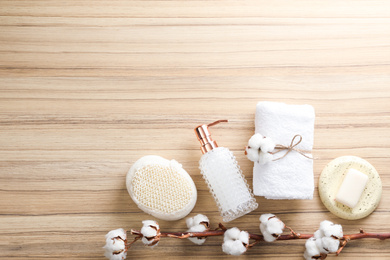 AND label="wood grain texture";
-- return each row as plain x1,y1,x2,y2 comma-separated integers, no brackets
0,0,390,259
